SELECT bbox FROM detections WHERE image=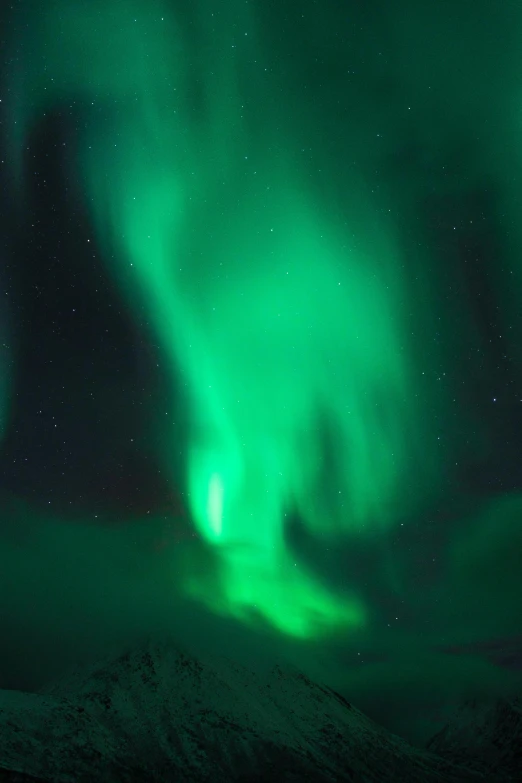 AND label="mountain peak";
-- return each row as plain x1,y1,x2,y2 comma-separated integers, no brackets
0,640,495,782
426,696,522,780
